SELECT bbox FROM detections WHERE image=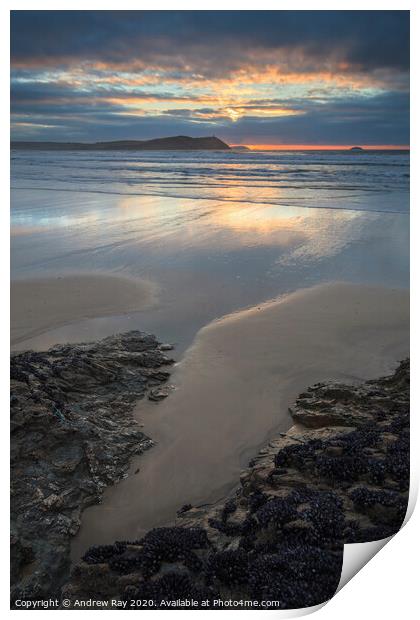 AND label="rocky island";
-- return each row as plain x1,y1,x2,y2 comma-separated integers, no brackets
60,359,409,609
10,136,230,151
